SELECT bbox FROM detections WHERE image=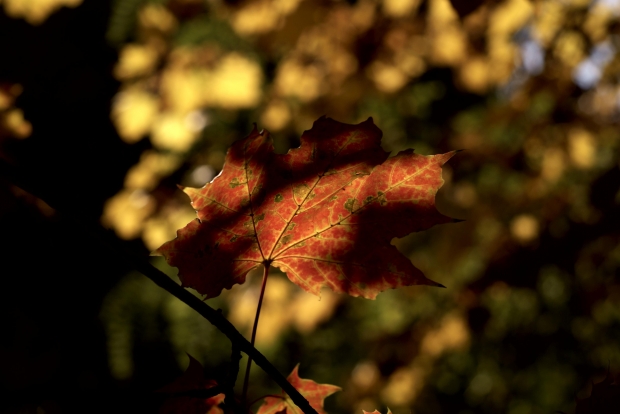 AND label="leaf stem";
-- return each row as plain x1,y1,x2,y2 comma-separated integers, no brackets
242,262,270,407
